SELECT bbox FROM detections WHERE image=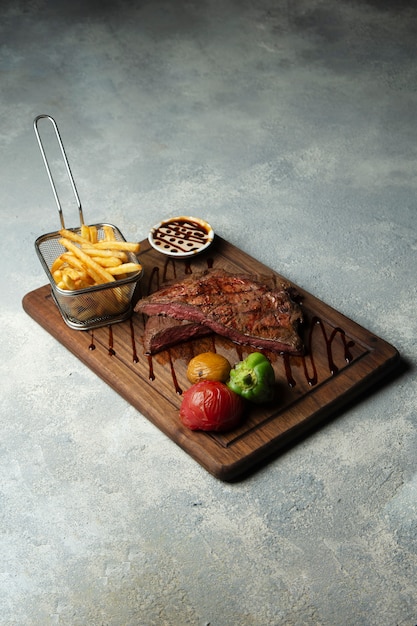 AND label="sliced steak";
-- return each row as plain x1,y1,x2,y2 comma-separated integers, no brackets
136,268,303,354
143,316,212,354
